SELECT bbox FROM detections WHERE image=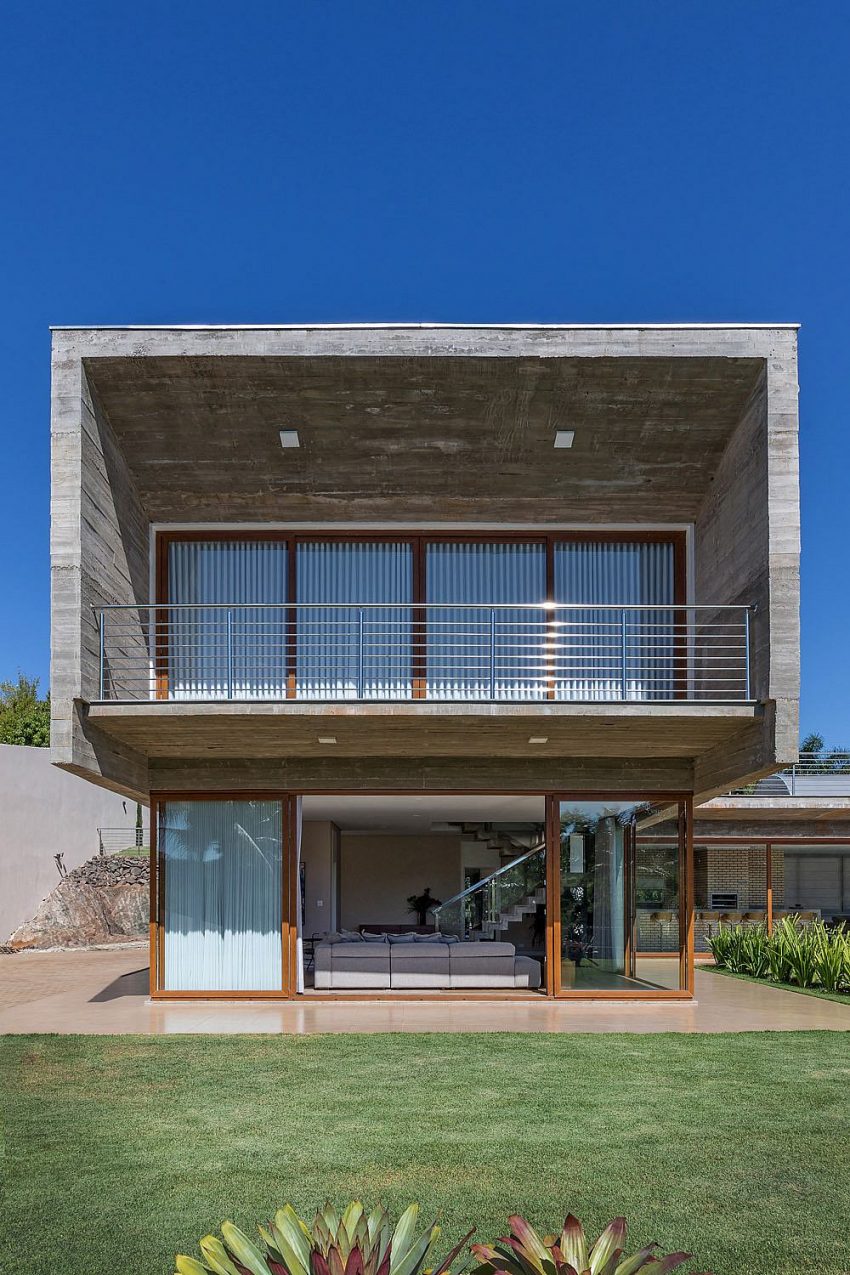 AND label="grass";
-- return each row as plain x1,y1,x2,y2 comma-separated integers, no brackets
701,963,850,1005
2,1033,849,1275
